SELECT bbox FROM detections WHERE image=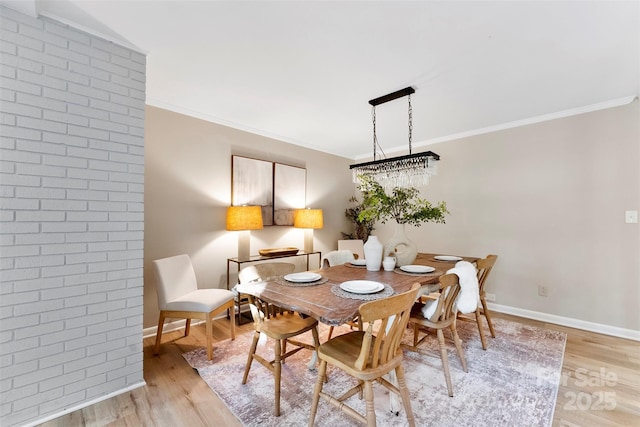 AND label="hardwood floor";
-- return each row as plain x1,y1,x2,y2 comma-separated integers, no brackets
38,313,639,427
